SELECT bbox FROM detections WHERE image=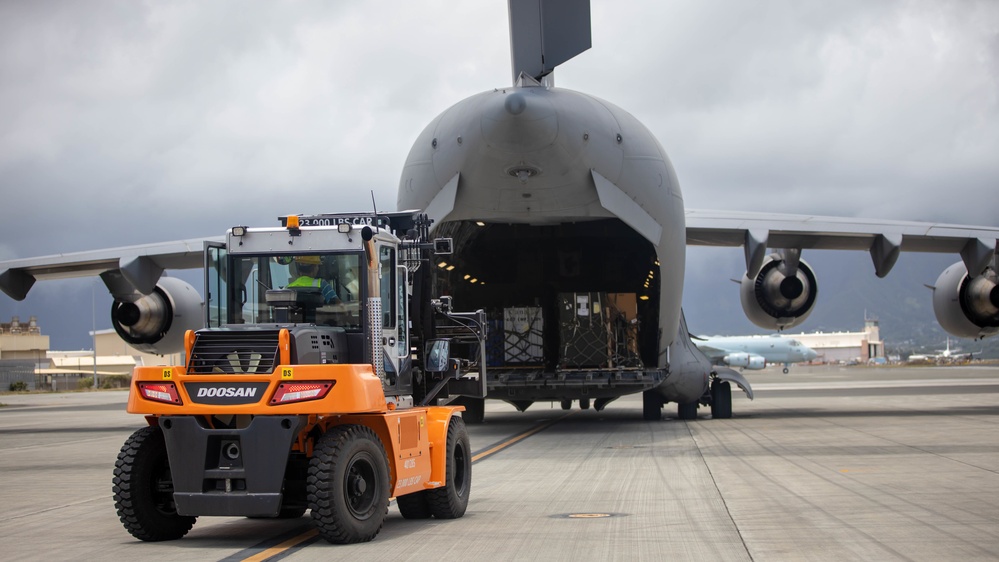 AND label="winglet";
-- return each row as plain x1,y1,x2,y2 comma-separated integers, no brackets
508,0,592,85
